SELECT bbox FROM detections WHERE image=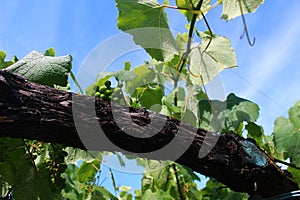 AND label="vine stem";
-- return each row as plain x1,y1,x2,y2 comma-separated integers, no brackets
160,1,220,14
172,163,184,200
23,140,38,172
173,0,204,107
